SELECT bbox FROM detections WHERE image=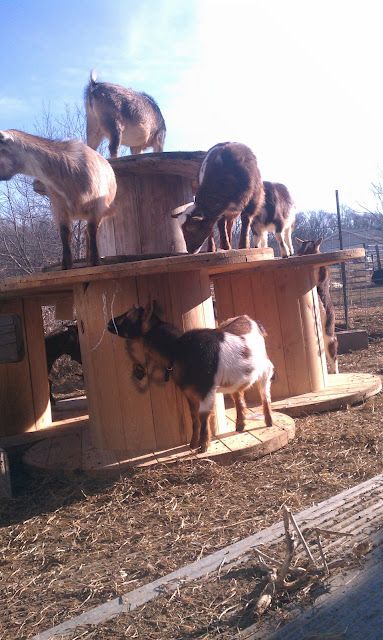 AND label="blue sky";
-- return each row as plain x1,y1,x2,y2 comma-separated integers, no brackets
1,0,383,213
